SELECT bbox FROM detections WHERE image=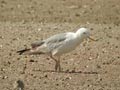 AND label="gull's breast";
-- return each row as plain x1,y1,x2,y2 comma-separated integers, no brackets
52,35,80,56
